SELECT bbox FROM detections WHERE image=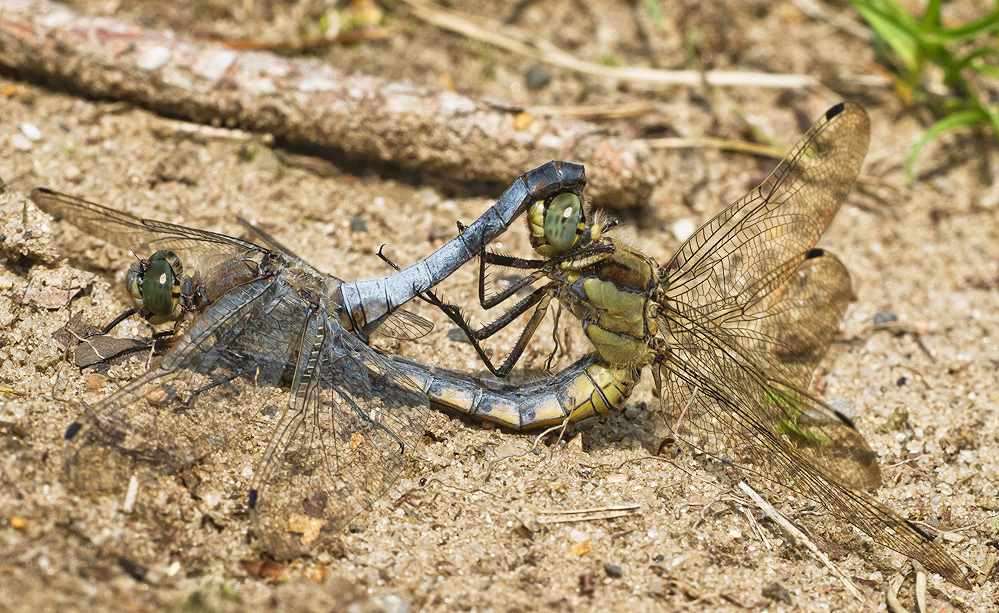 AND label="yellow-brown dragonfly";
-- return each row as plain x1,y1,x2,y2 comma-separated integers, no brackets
382,102,970,588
